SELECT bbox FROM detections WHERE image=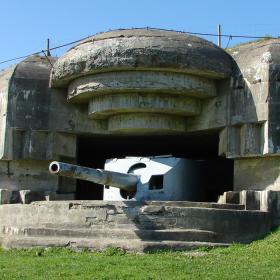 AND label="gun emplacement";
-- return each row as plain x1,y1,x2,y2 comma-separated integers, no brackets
49,161,138,192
